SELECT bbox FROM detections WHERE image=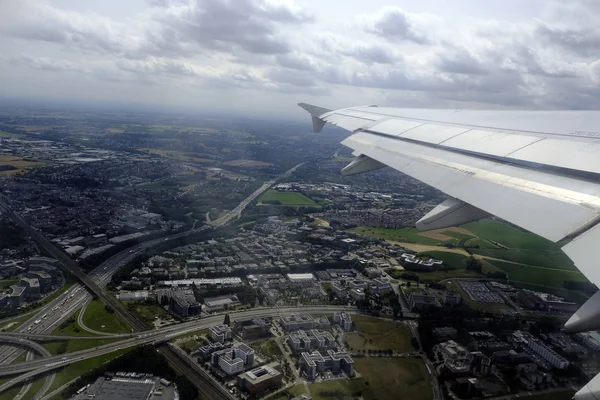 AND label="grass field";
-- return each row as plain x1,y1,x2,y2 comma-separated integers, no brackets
138,148,214,164
290,357,432,400
251,339,284,360
81,300,131,334
42,337,121,355
351,227,450,246
44,348,131,394
487,259,588,289
471,248,576,271
258,190,319,206
123,301,172,328
50,310,97,337
222,159,272,167
345,315,412,352
0,375,46,400
0,155,44,175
